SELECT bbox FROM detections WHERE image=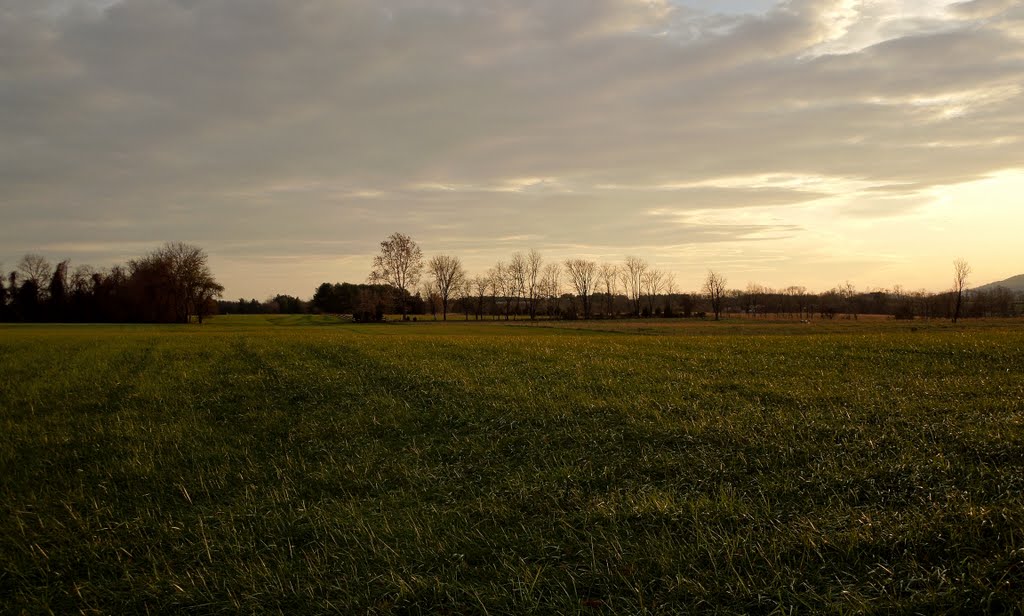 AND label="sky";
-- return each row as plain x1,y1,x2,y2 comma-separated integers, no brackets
2,0,1022,299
